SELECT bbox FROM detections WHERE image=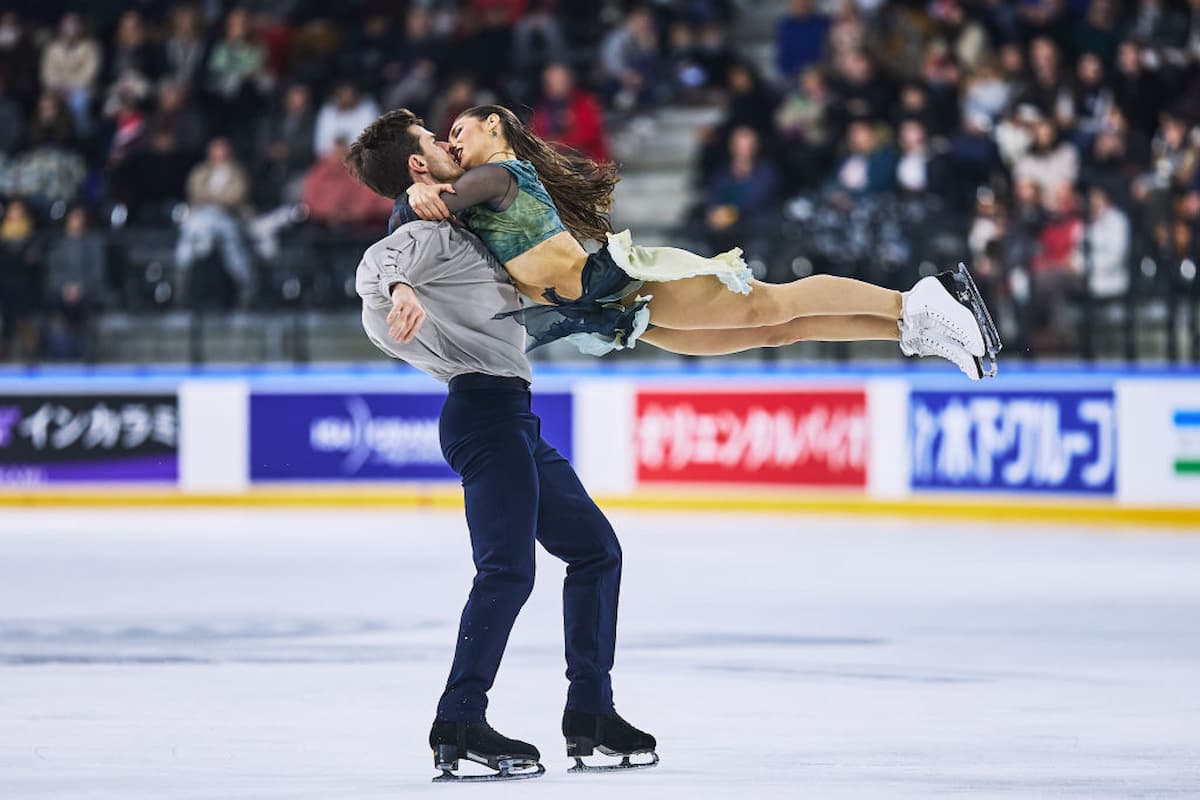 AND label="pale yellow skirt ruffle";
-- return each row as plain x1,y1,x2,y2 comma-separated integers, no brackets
604,230,753,295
